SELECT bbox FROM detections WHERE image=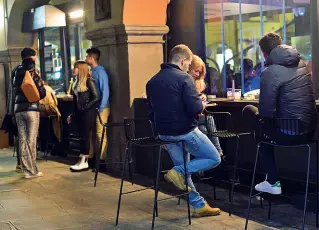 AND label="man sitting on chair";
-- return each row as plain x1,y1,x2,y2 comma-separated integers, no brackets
146,44,221,217
243,32,317,195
